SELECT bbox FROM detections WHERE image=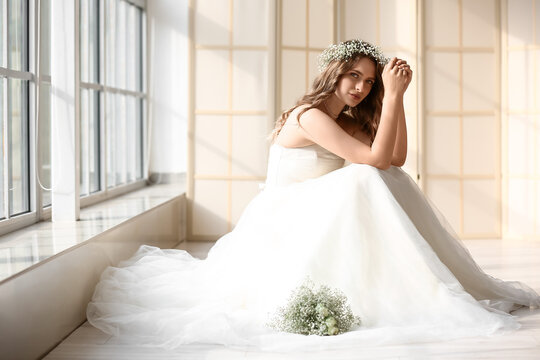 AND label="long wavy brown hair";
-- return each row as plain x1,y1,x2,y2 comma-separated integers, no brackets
270,52,385,144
